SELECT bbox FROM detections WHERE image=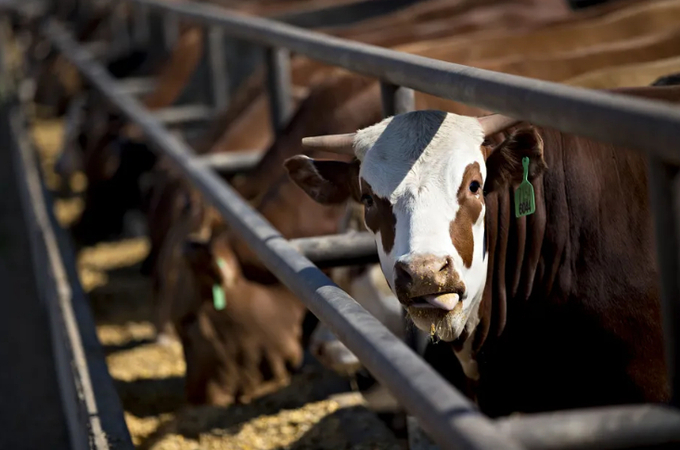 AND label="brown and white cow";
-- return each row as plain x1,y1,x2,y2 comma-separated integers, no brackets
285,87,678,416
